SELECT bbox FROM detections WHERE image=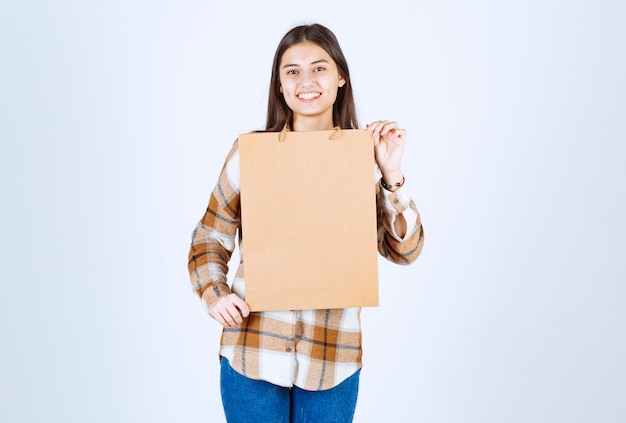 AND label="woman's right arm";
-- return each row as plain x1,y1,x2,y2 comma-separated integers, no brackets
187,140,249,327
